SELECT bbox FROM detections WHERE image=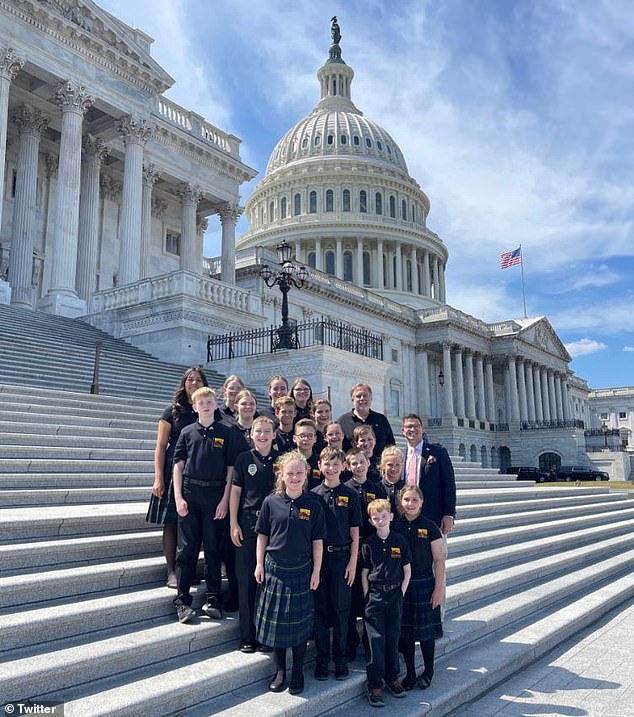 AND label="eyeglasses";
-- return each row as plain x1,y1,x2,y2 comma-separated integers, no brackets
294,388,310,393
